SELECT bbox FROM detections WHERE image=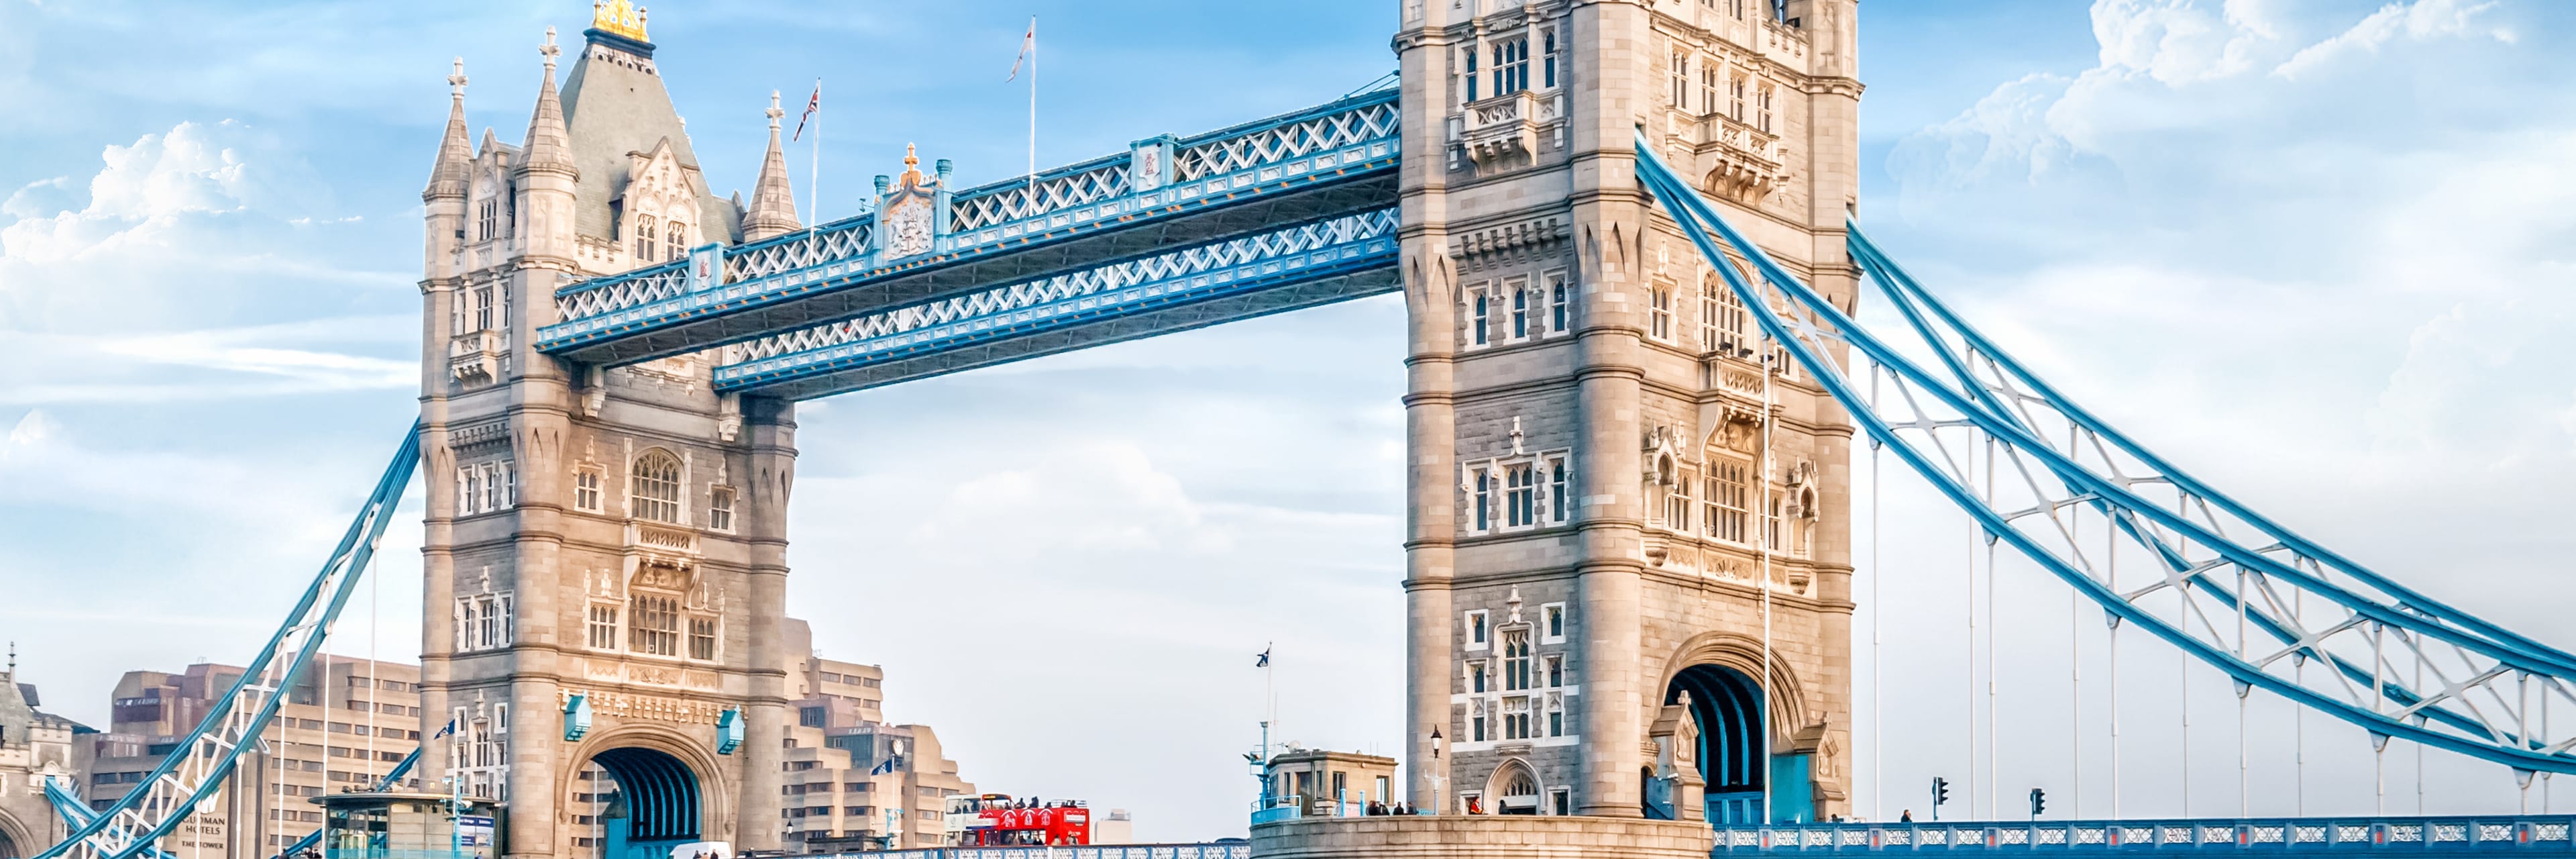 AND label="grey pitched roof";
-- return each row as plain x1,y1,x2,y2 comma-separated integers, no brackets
558,34,742,245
